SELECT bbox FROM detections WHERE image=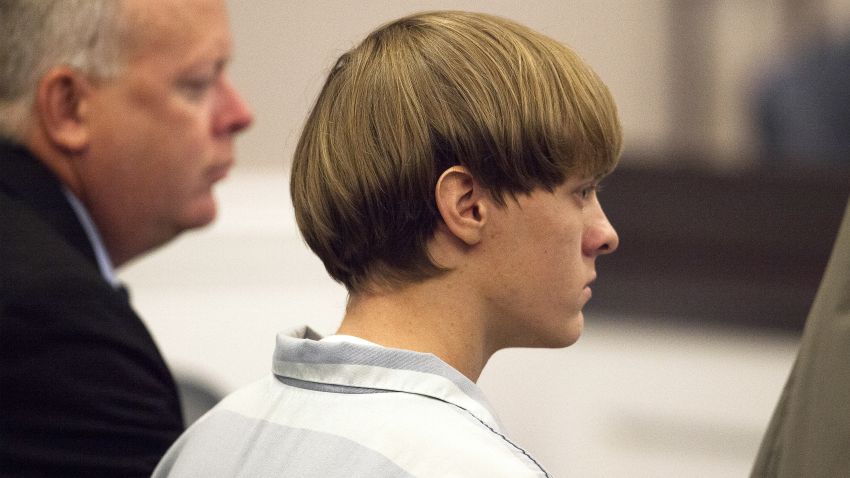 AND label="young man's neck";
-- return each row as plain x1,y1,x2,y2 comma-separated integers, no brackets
337,278,492,382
